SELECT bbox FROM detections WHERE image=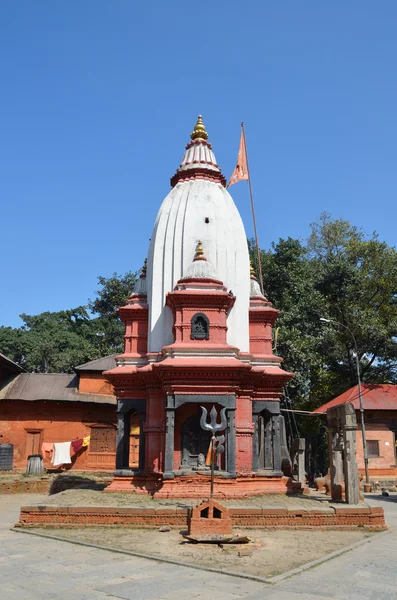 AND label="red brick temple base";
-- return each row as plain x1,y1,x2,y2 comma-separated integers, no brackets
104,474,299,498
17,504,386,530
